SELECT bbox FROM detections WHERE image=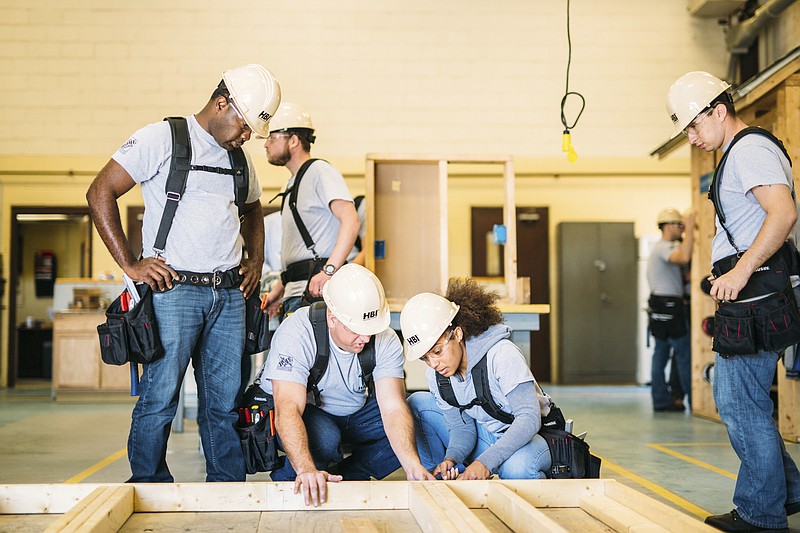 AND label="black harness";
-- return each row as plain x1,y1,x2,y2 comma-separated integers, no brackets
156,117,249,256
307,301,377,407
